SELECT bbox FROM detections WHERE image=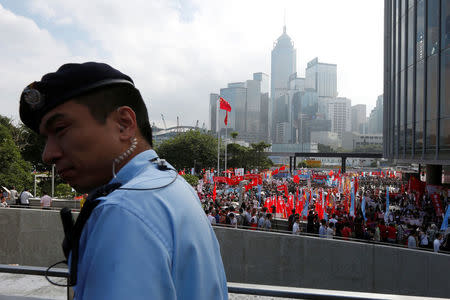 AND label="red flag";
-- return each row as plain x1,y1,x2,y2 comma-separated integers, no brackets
293,175,299,184
277,184,286,192
219,97,231,126
280,165,286,171
213,183,217,202
219,97,231,111
224,111,228,125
